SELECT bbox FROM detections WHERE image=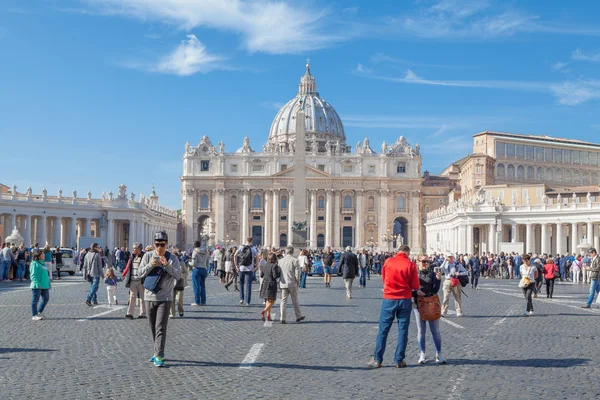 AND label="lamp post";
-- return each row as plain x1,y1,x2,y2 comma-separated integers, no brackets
224,234,235,248
380,229,395,252
200,229,216,247
366,236,377,253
